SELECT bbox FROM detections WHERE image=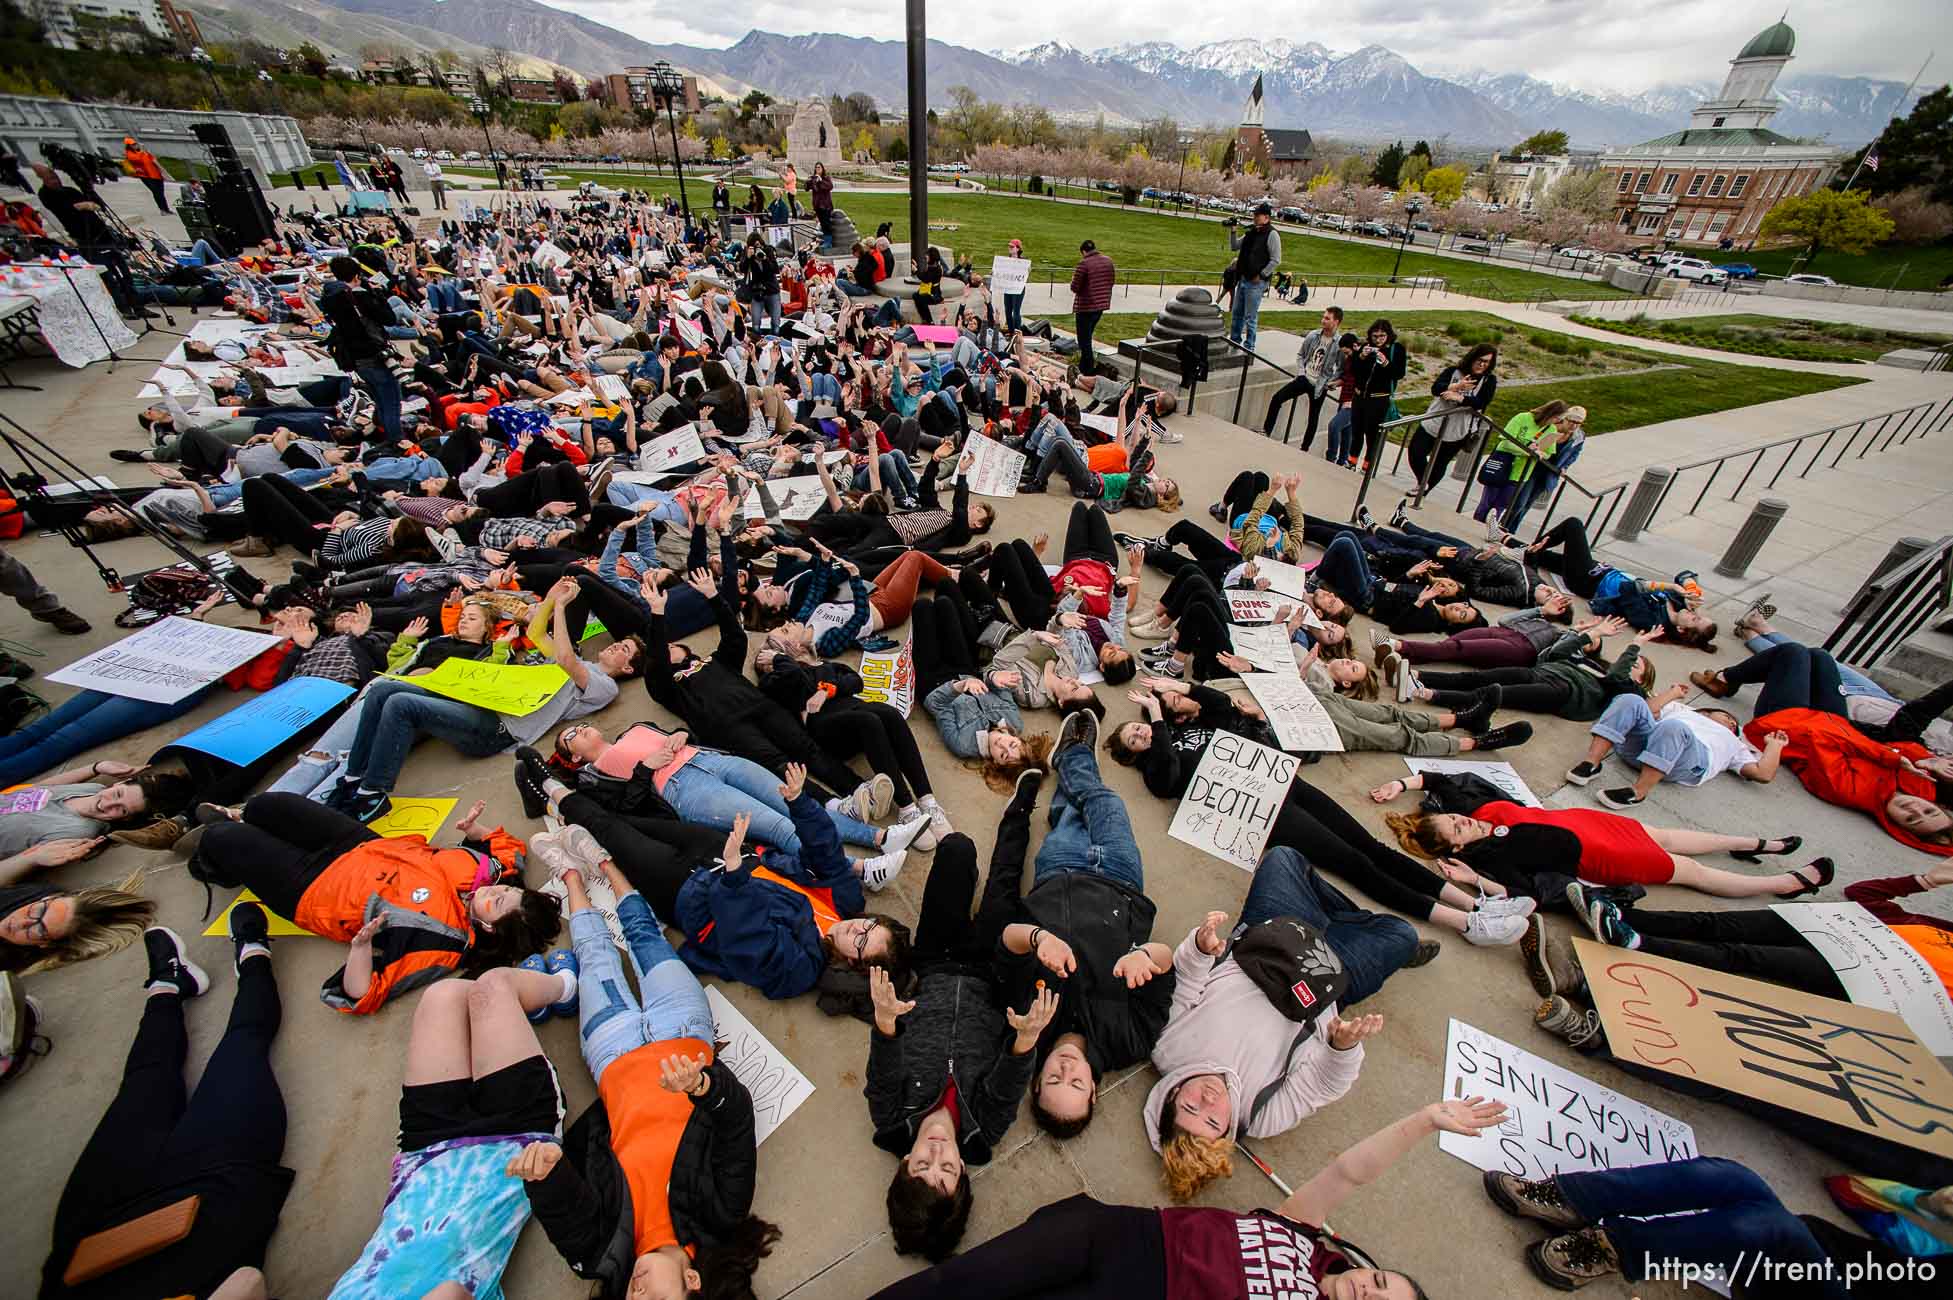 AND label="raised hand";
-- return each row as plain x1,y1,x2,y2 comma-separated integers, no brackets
402,615,430,640
1195,910,1230,956
720,812,750,868
870,965,915,1034
350,914,387,950
1112,949,1160,988
504,1140,565,1182
1325,1011,1385,1051
1006,983,1060,1048
453,798,488,838
778,761,807,802
687,566,719,600
1033,930,1075,977
658,1051,711,1096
